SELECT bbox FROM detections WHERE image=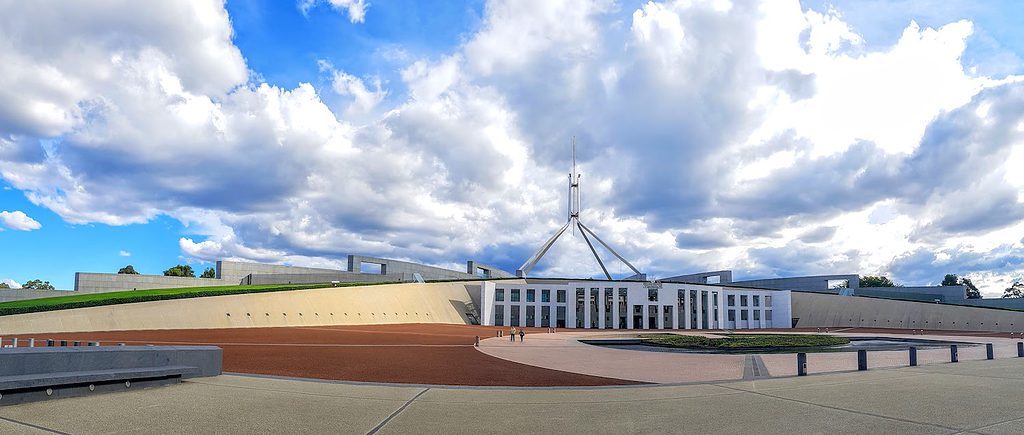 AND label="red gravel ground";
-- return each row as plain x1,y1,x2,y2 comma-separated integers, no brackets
7,324,642,387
